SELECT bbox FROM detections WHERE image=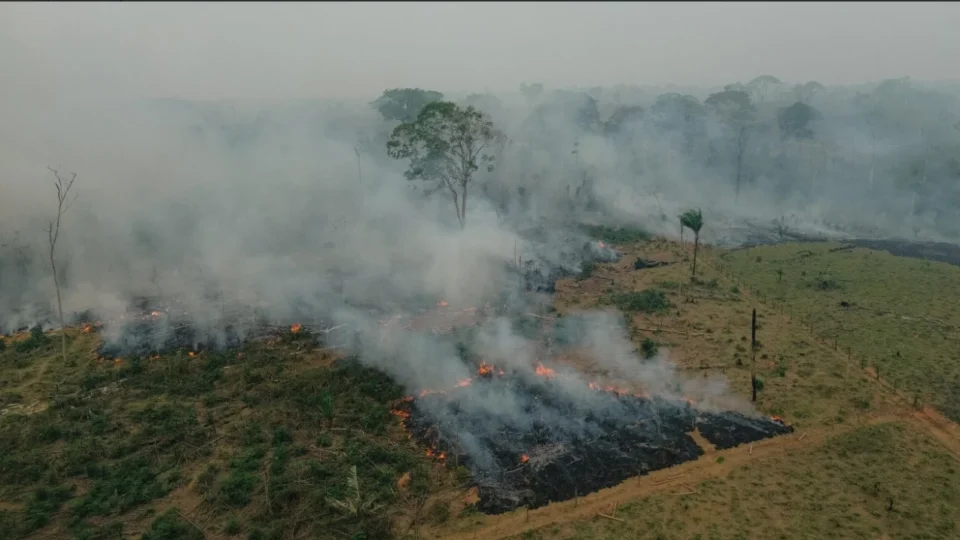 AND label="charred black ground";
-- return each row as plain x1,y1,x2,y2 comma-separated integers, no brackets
395,370,793,514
